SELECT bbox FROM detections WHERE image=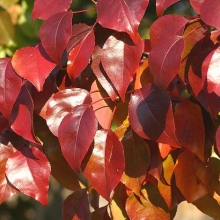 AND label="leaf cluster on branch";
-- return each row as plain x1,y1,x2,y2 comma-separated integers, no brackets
1,0,220,219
